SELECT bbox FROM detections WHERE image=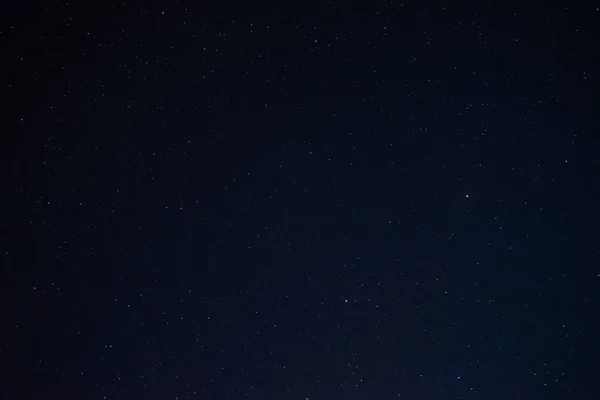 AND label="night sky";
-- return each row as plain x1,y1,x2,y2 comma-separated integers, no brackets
2,1,600,399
